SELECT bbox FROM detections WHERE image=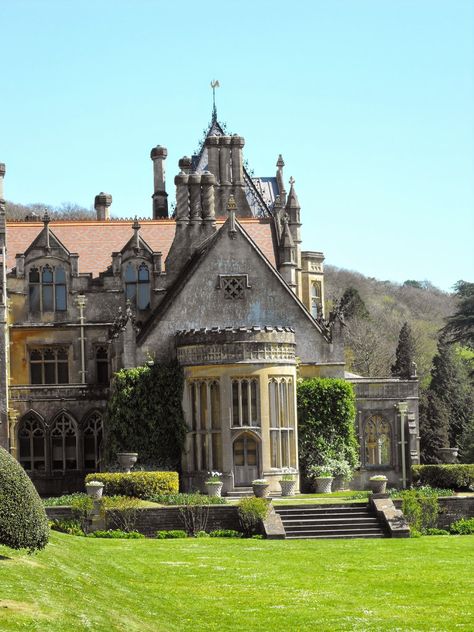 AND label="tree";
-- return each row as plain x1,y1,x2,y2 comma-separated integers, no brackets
0,446,49,551
441,280,474,348
391,322,415,379
339,287,369,320
418,391,450,464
